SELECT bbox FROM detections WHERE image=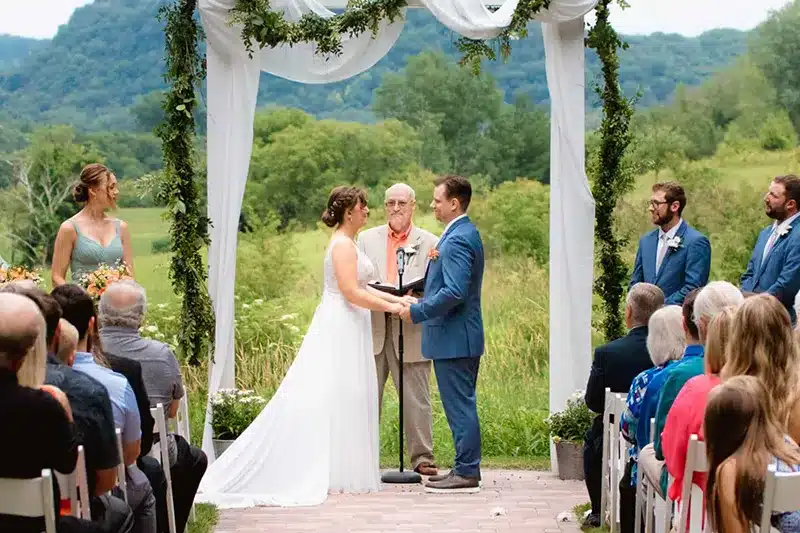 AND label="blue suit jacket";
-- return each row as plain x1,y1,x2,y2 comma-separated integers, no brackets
741,223,800,322
629,221,711,305
410,216,485,360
